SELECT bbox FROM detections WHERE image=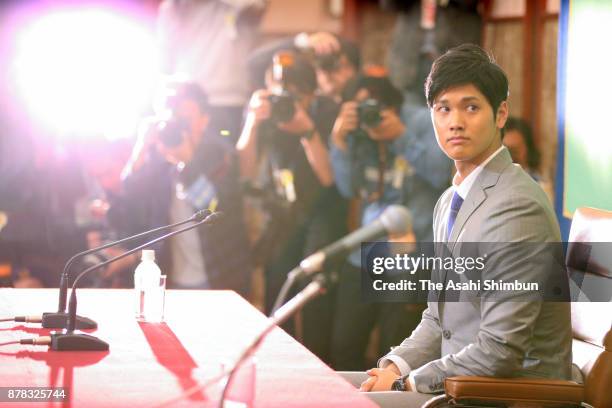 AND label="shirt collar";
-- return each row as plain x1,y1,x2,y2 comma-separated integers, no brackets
453,146,505,199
